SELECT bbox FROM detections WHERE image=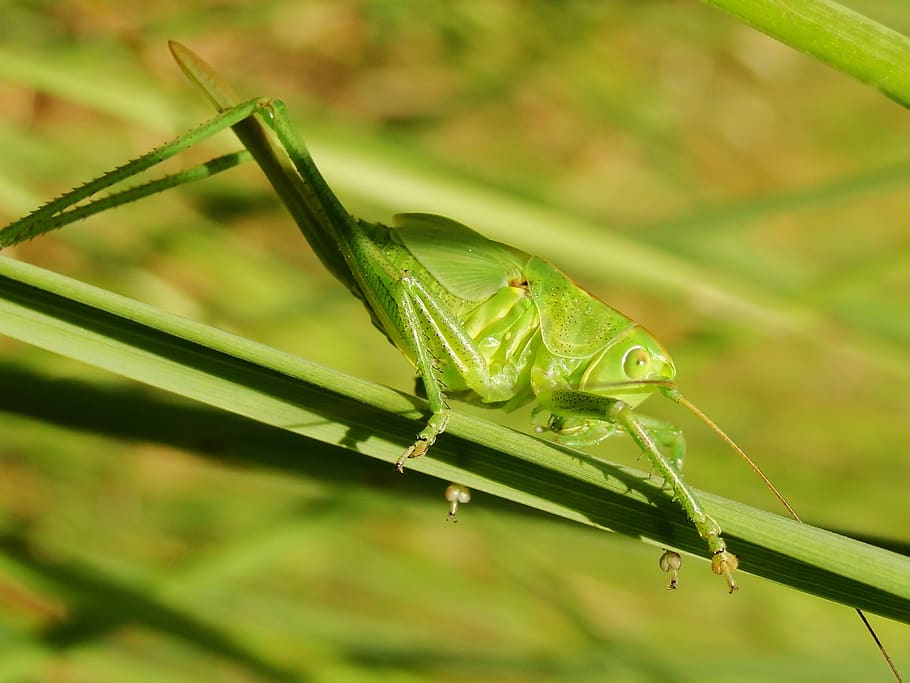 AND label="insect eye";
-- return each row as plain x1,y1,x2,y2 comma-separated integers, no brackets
622,346,652,380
